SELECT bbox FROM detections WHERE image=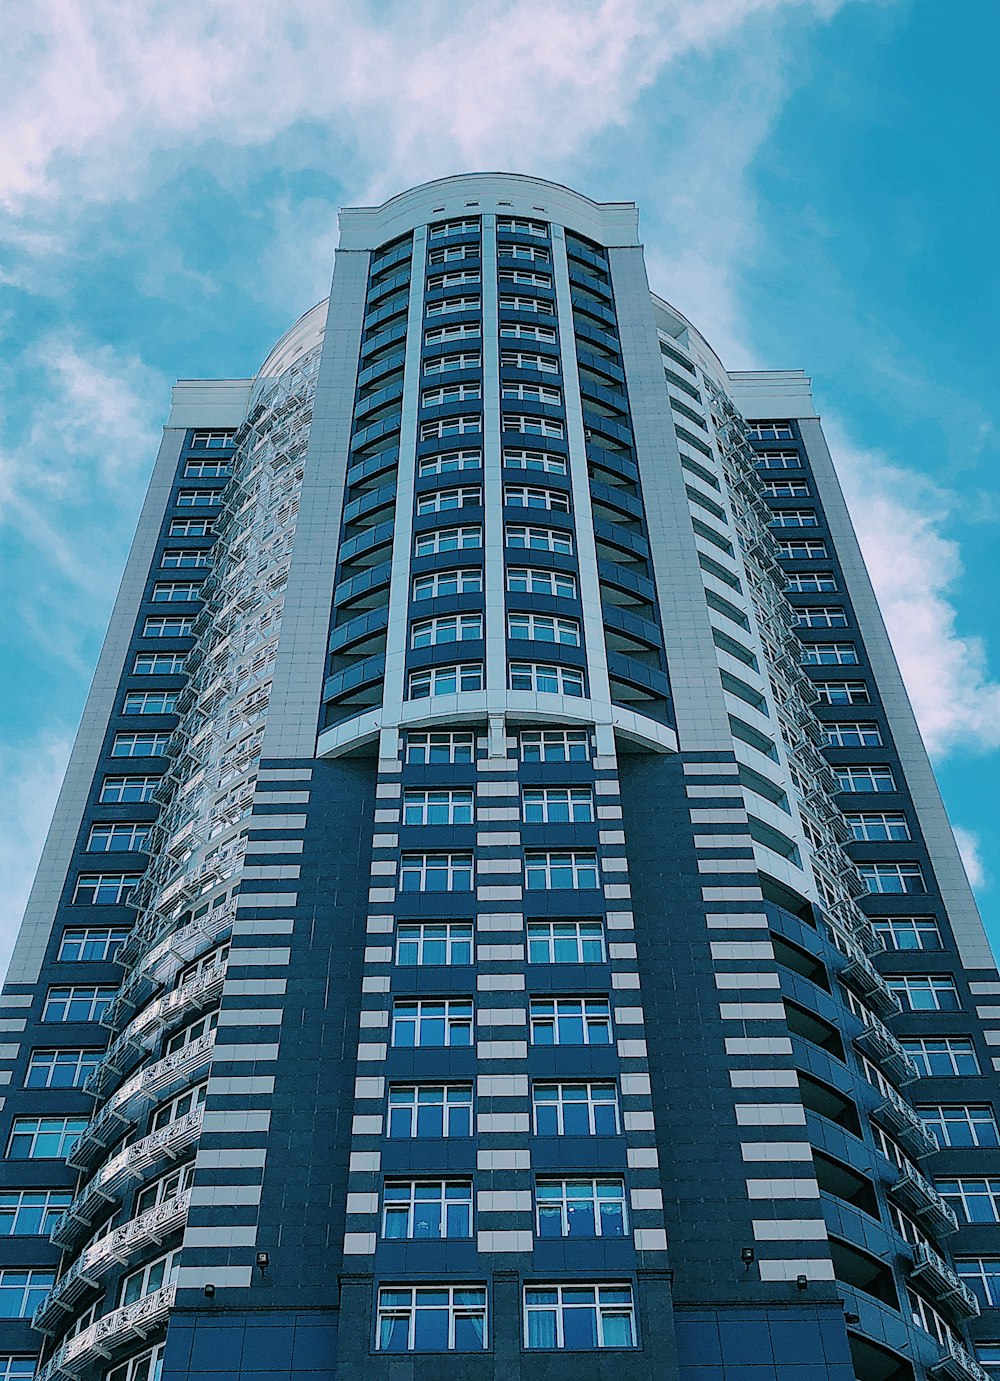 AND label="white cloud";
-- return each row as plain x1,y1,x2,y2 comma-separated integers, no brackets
954,826,987,892
829,421,1000,758
0,732,73,981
